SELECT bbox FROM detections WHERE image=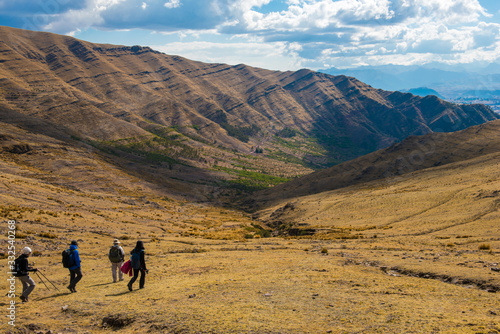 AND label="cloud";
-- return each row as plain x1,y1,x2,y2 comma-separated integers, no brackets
153,38,304,70
4,0,499,69
164,0,181,9
35,0,234,33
